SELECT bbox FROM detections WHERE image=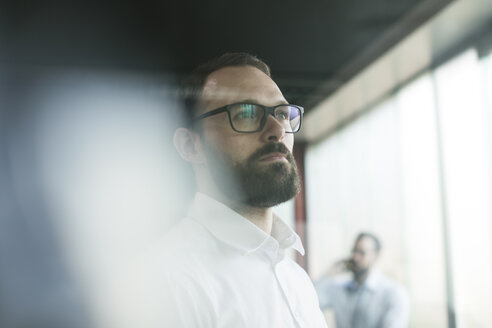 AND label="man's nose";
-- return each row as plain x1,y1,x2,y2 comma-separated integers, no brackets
261,114,286,142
